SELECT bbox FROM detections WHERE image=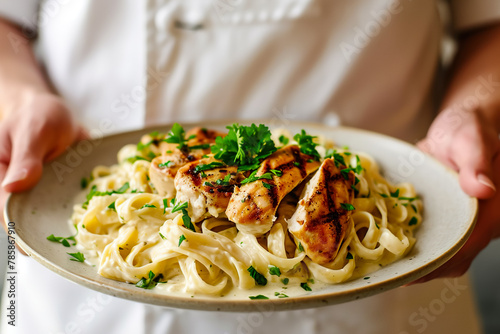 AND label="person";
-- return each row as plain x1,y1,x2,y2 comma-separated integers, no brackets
0,1,498,333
